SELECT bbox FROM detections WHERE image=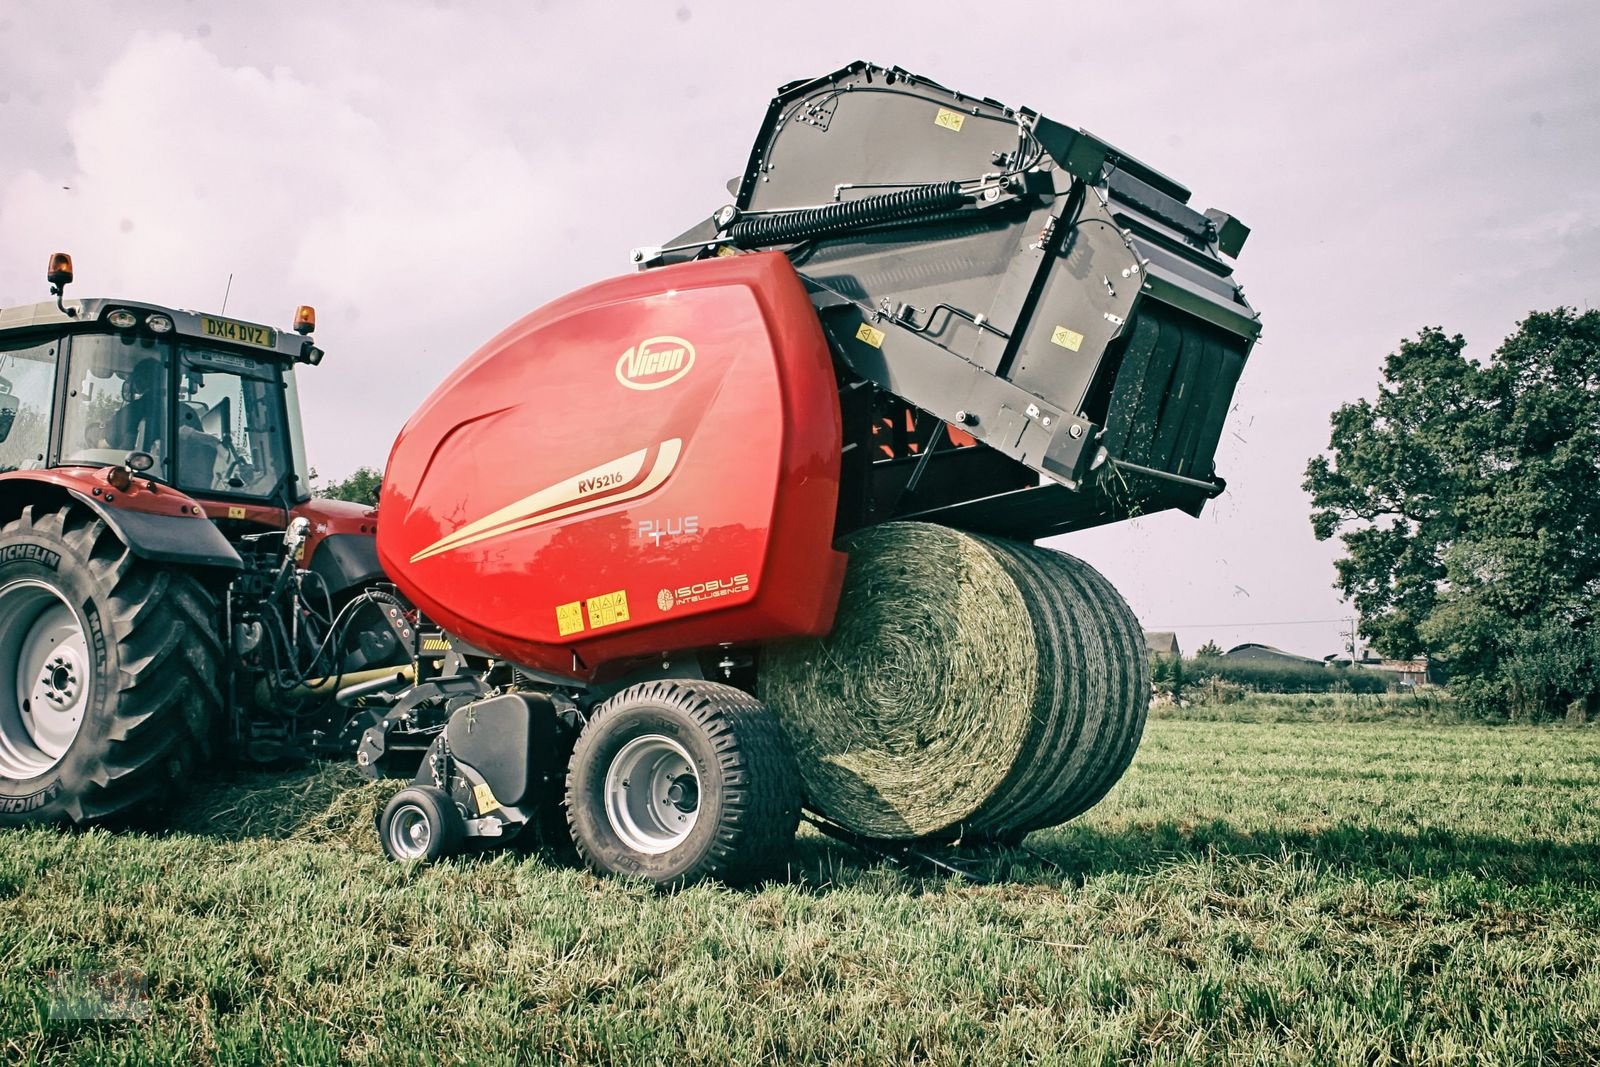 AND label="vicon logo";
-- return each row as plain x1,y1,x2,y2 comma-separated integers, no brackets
616,336,695,391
